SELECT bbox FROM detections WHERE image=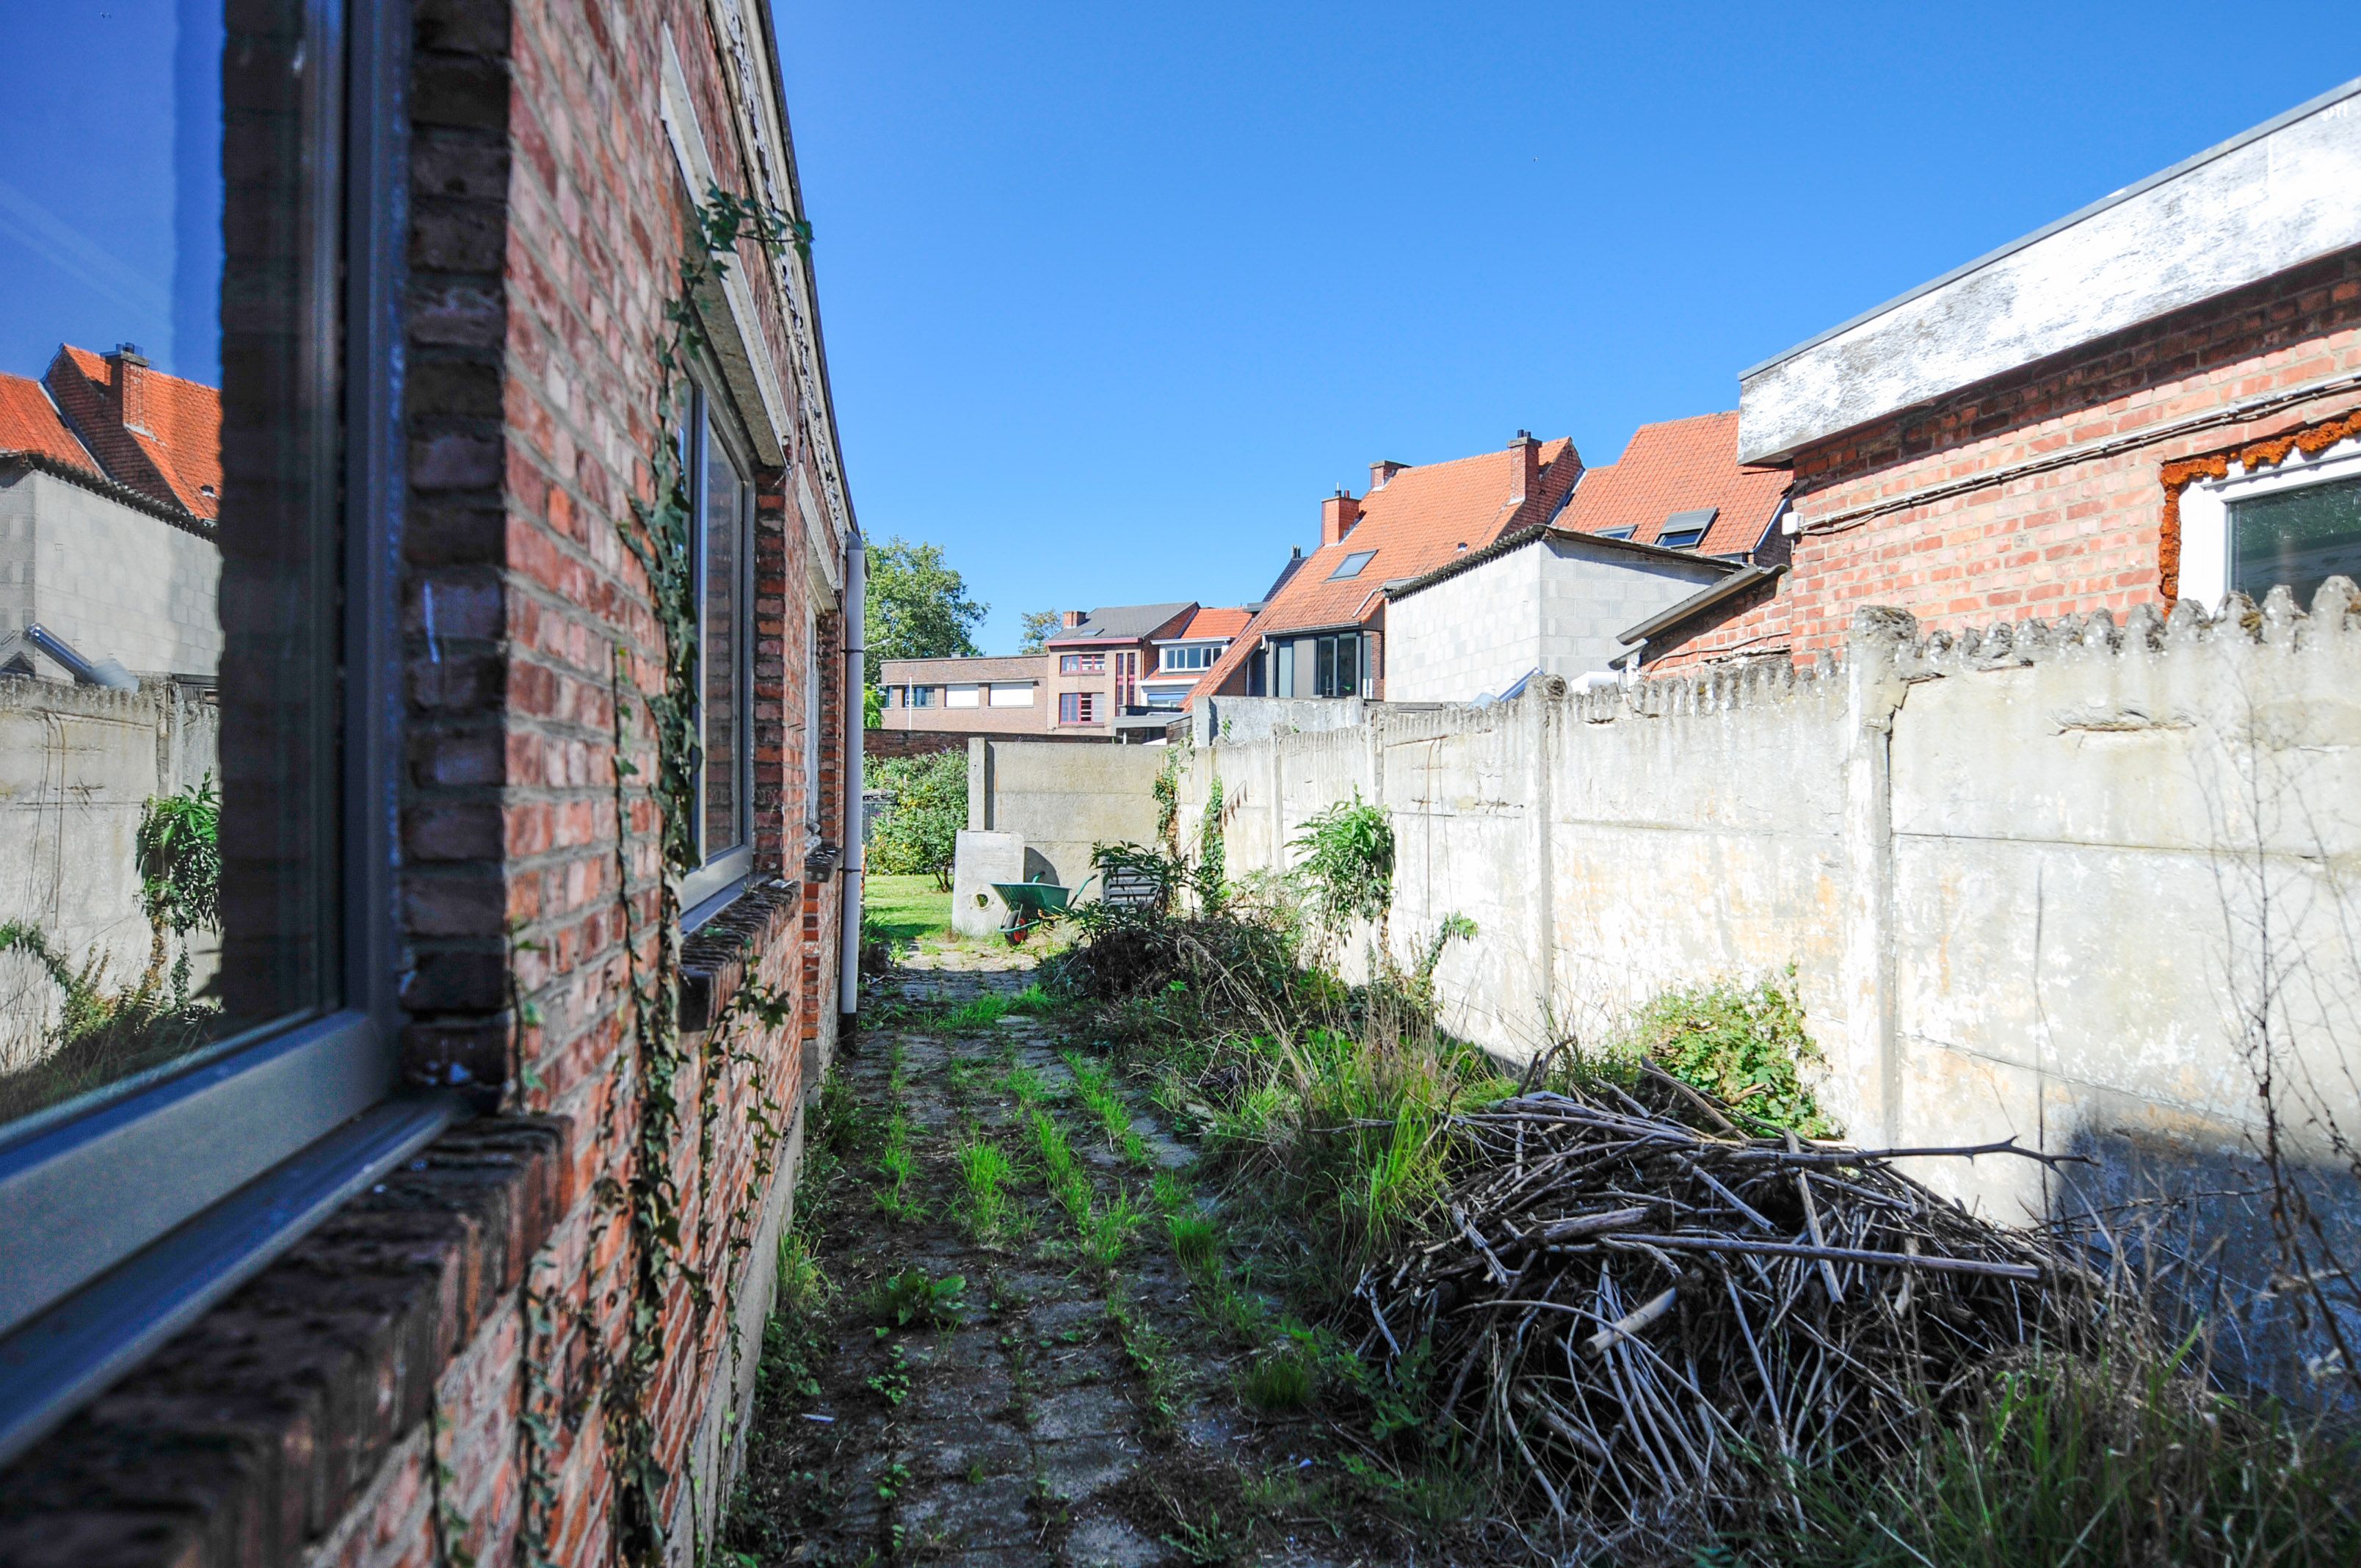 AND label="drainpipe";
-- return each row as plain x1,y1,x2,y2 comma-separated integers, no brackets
838,531,867,1019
